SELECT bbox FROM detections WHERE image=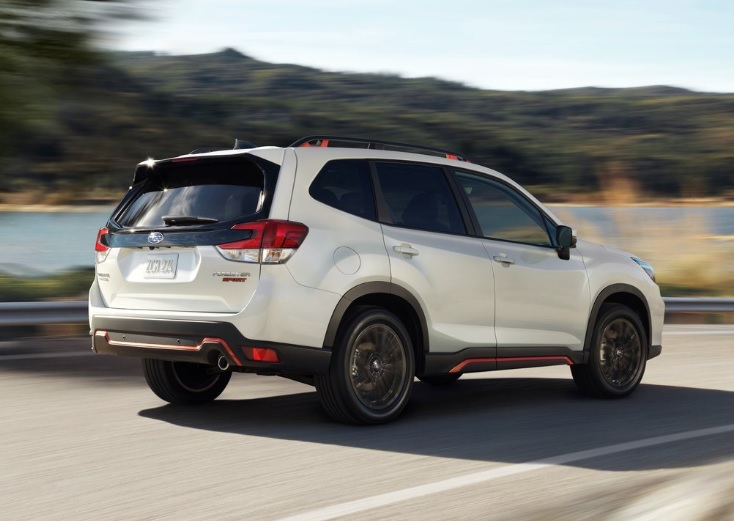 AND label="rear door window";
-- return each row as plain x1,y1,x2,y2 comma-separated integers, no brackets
374,162,465,234
117,158,265,228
